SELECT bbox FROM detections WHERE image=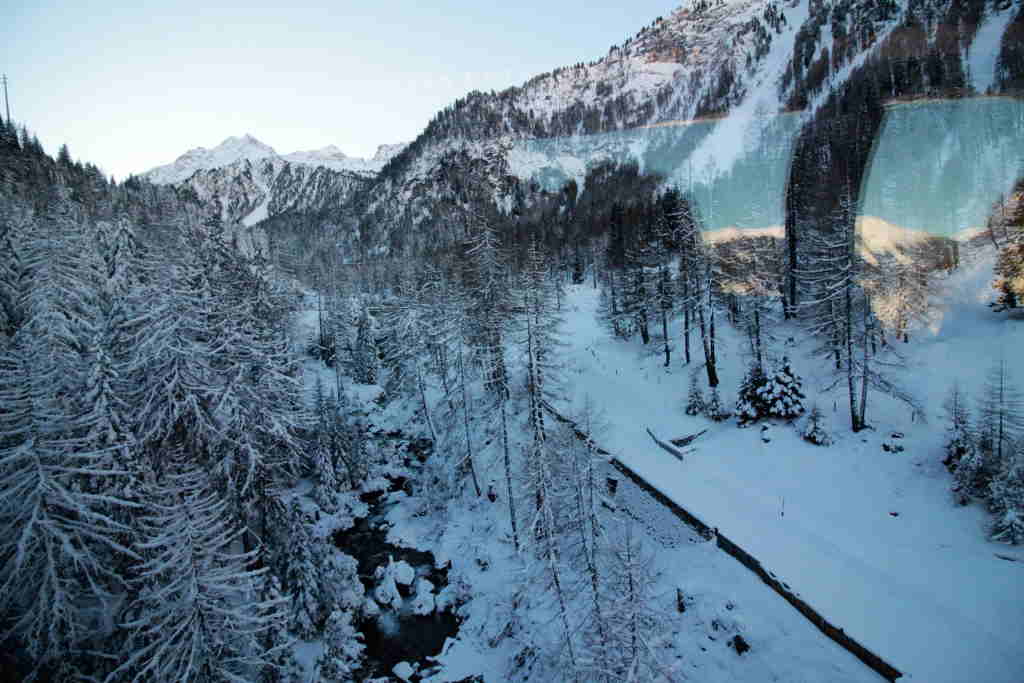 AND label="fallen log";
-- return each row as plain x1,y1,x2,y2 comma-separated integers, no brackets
670,429,708,448
647,427,692,462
